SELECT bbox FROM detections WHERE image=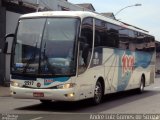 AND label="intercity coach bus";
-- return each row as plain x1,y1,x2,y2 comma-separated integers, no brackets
5,11,155,104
